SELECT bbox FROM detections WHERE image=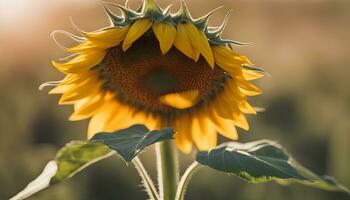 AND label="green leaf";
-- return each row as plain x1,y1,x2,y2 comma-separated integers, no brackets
51,141,112,183
277,160,350,194
11,125,173,200
196,140,307,183
11,142,113,200
196,140,350,194
90,124,174,162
